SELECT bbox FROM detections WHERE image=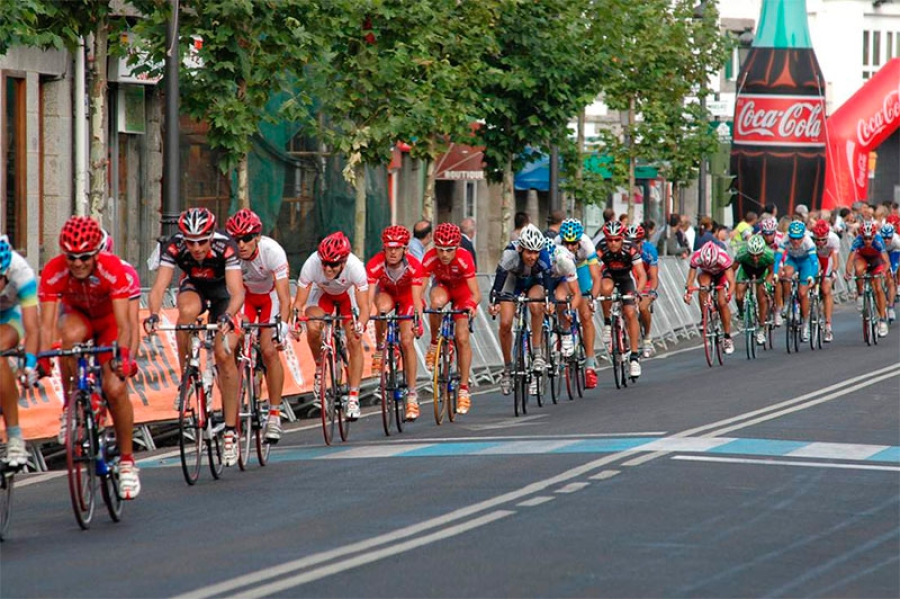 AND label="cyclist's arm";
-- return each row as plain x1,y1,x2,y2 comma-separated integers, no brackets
588,262,602,298
112,296,132,353
292,284,311,315
724,267,736,291
21,303,40,357
684,267,697,291
147,264,175,315
466,276,482,310
354,285,370,331
844,250,857,276
274,277,292,324
646,263,659,292
632,261,647,294
224,268,245,319
411,281,425,321
38,300,60,354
